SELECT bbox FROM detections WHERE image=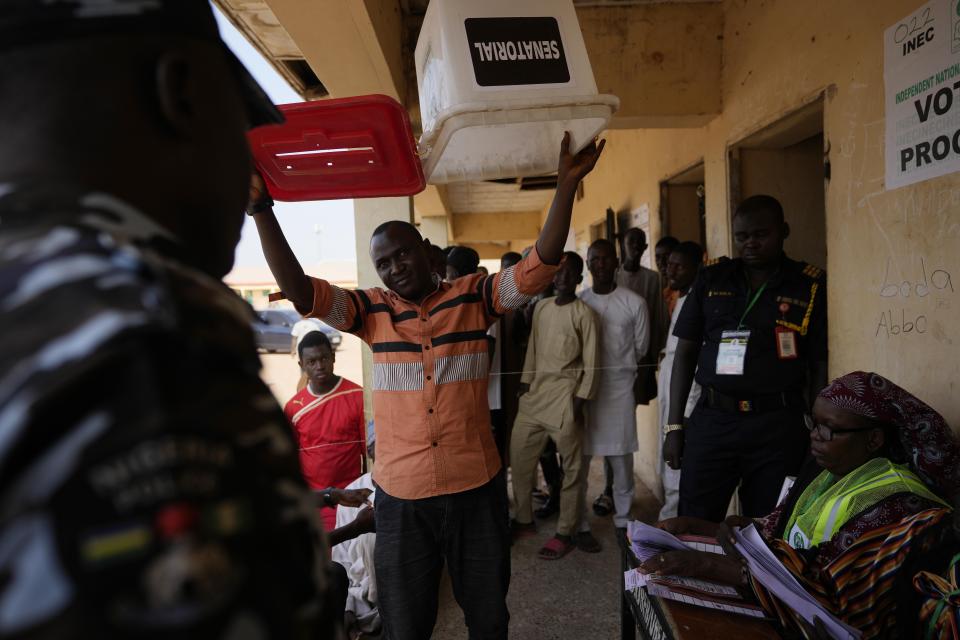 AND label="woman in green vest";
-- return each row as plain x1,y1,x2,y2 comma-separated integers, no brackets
642,371,958,639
